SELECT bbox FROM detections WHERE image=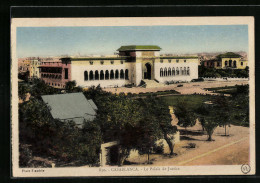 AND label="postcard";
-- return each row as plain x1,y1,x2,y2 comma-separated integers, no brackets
11,17,255,177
